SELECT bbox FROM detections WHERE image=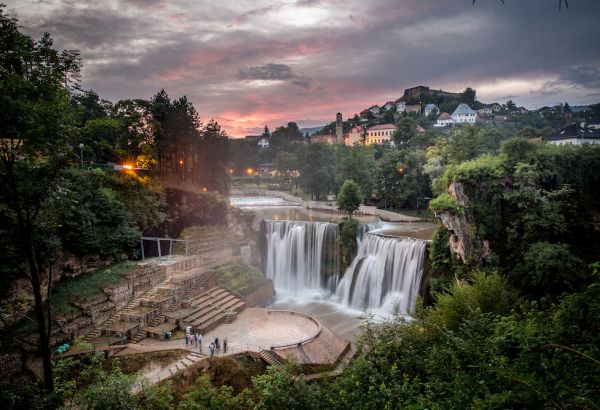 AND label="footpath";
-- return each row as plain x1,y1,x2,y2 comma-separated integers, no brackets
230,189,422,222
